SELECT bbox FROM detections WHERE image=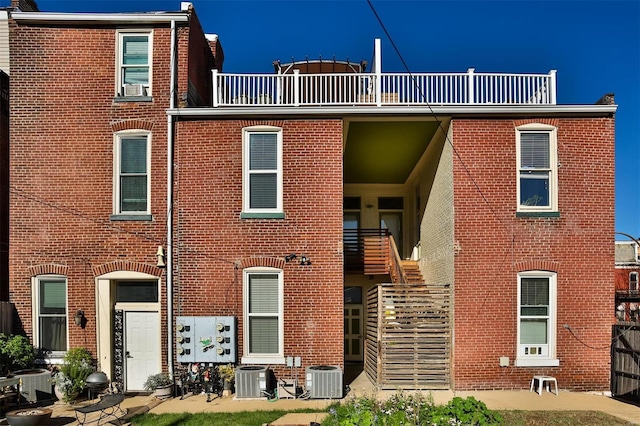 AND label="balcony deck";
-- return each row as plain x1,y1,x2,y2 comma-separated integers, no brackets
212,69,557,108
